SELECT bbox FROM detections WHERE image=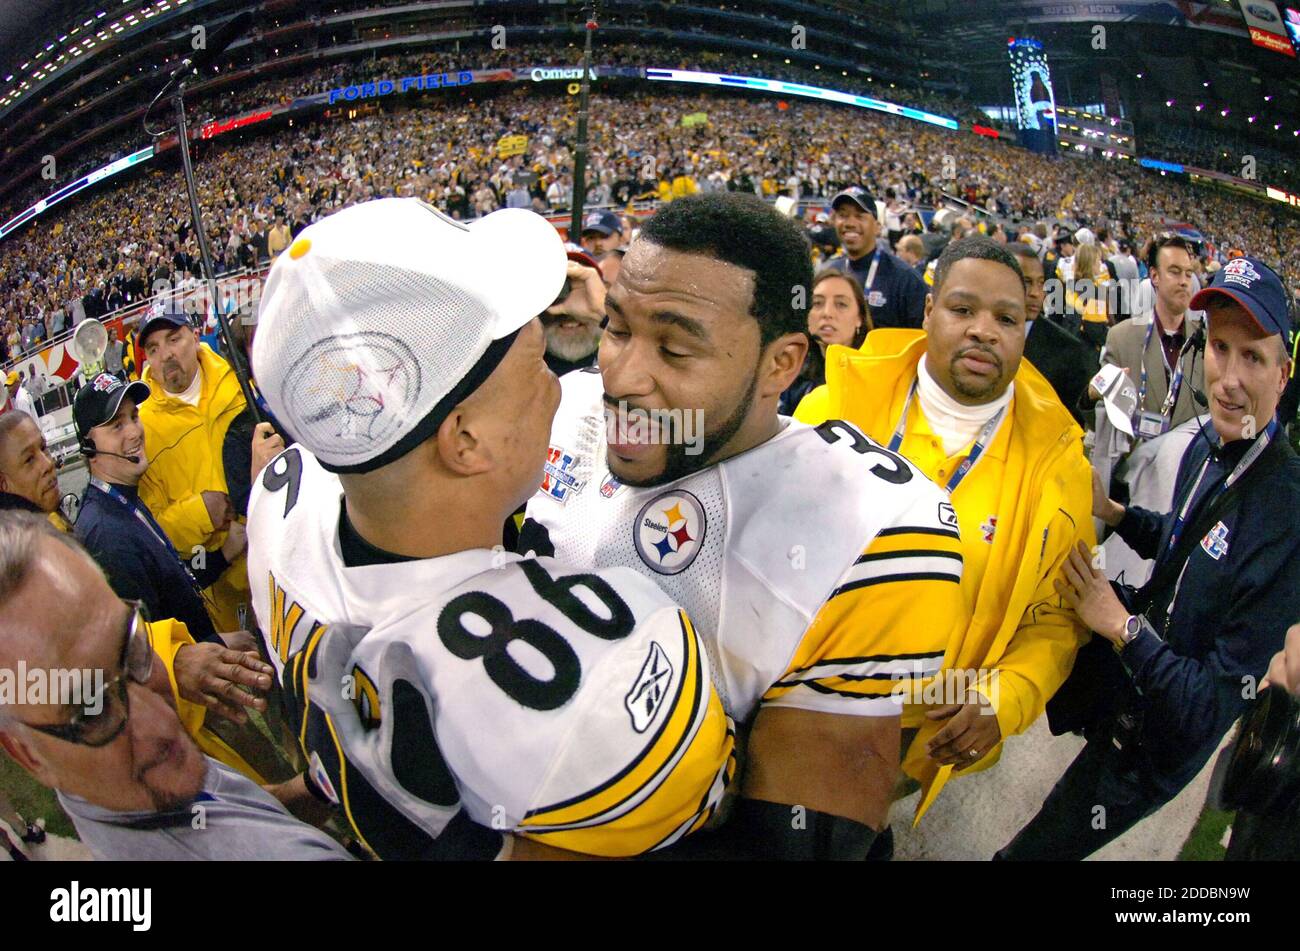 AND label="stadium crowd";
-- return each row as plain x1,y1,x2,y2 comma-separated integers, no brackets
2,79,1298,368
